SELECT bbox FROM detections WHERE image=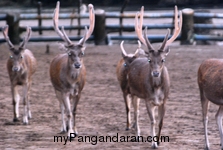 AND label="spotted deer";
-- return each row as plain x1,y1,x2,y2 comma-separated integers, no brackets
198,59,223,150
49,1,94,137
3,25,37,124
127,6,182,148
116,40,145,130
